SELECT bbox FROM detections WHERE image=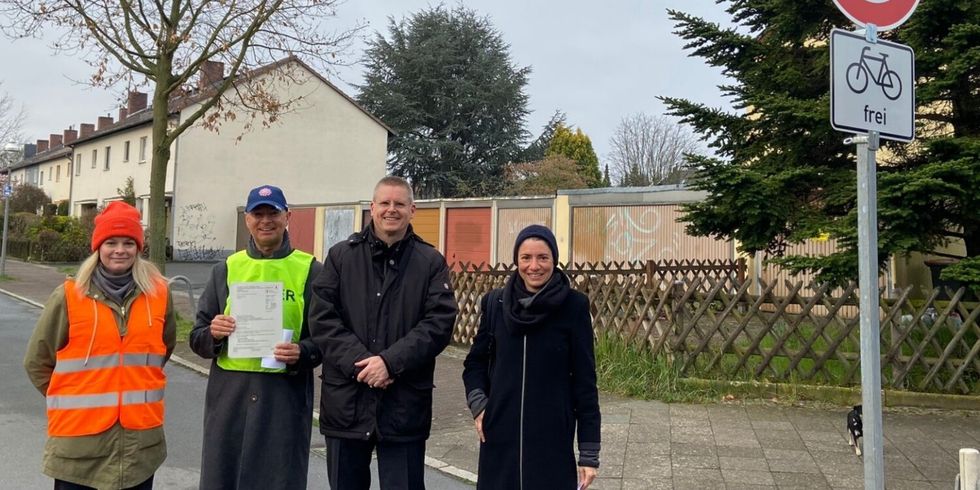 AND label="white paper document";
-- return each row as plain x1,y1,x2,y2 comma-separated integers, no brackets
261,329,294,369
228,282,283,358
